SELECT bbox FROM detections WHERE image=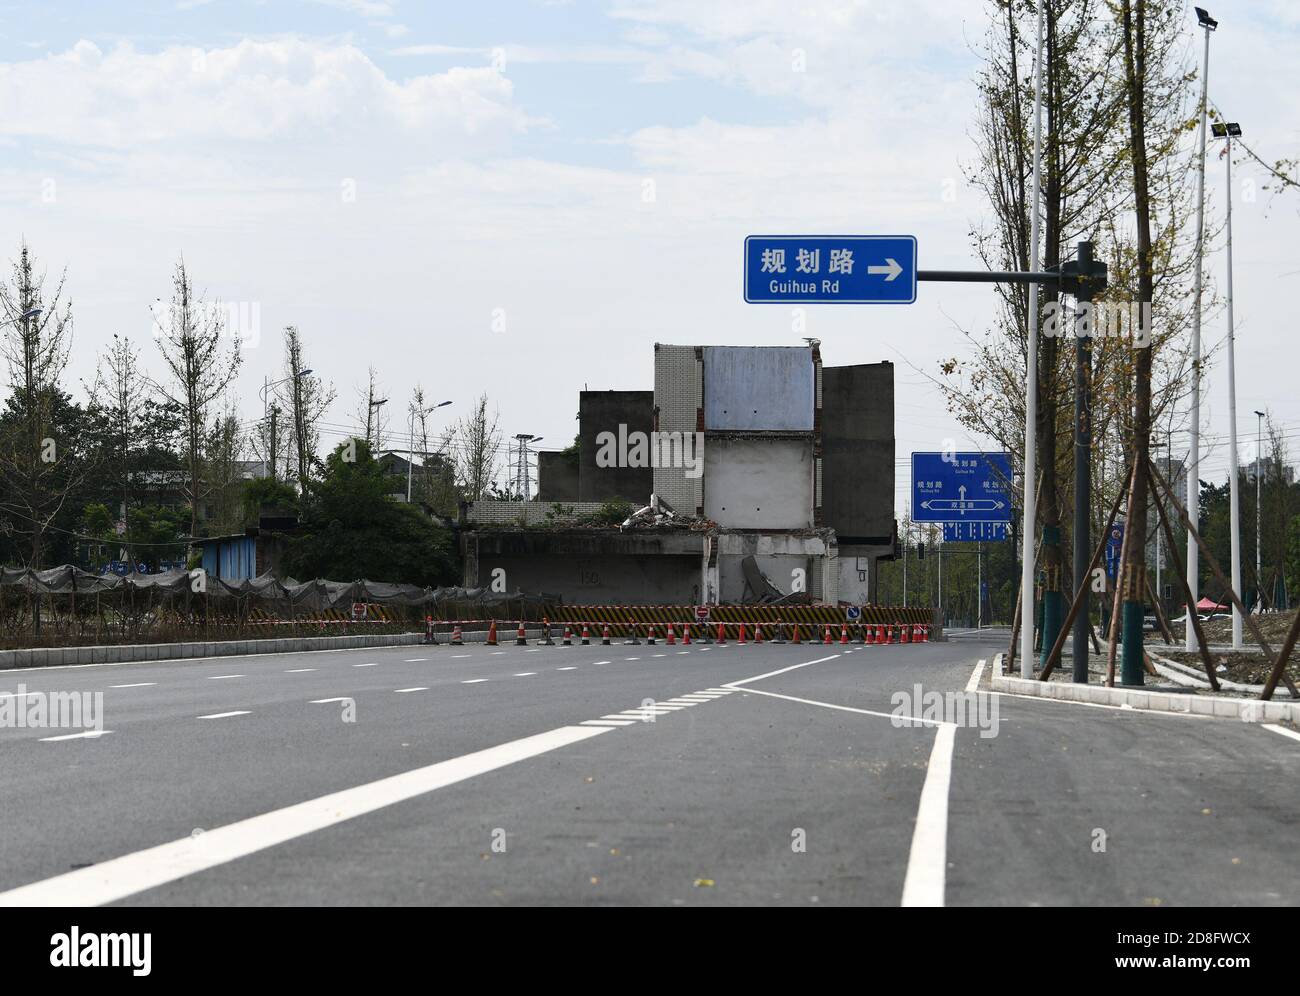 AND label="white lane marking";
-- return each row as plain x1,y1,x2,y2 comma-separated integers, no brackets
724,655,839,688
352,663,379,668
525,648,541,653
581,719,636,726
989,690,1215,719
0,691,39,700
677,651,690,655
39,730,113,742
965,659,986,693
591,660,610,666
1263,723,1300,743
207,674,244,681
900,723,956,908
736,685,944,725
461,679,488,685
310,697,351,704
0,724,610,907
394,687,427,694
403,658,428,663
197,711,250,719
491,651,506,656
286,668,317,674
625,657,640,661
556,666,578,671
513,672,537,677
109,682,156,689
451,655,471,659
652,654,667,658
